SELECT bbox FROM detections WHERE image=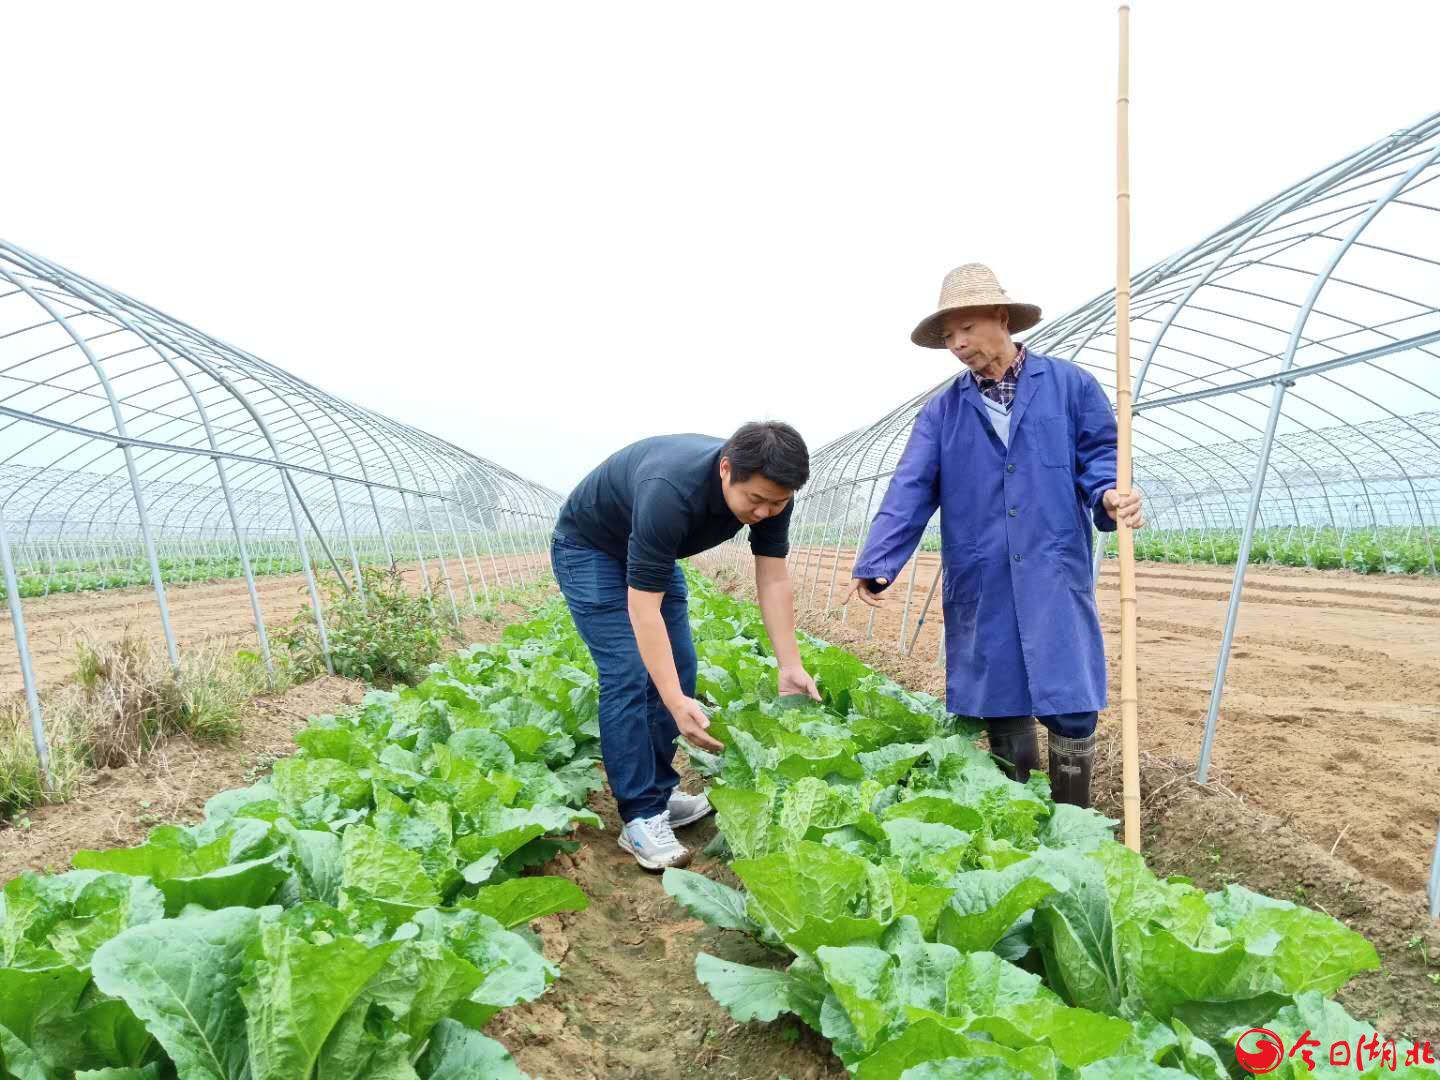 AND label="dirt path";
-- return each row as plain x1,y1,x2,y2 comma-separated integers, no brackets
0,553,548,696
489,783,847,1080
